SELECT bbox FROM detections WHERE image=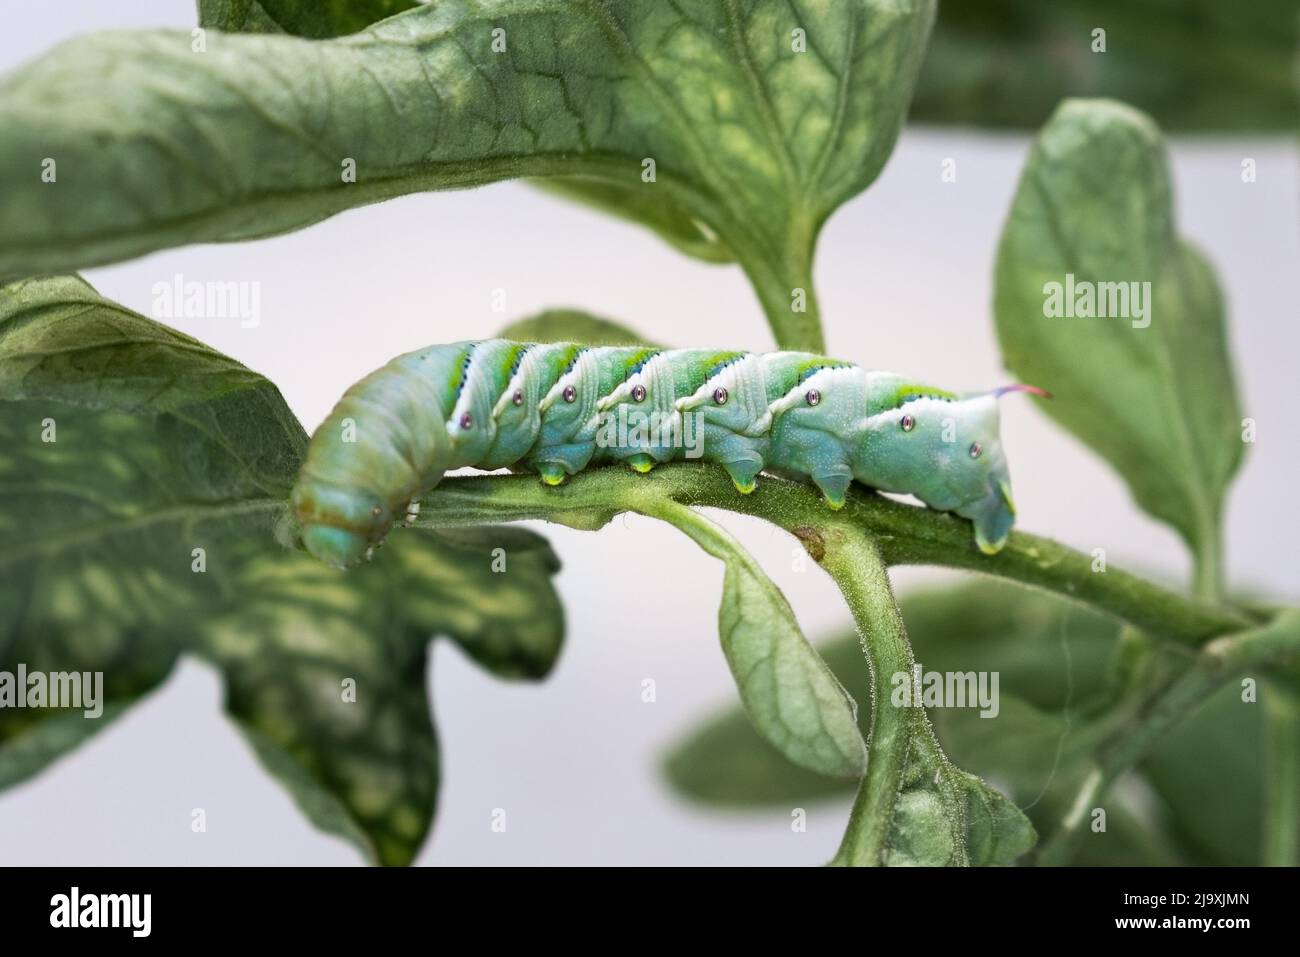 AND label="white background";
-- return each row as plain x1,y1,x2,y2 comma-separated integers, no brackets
0,1,1296,865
